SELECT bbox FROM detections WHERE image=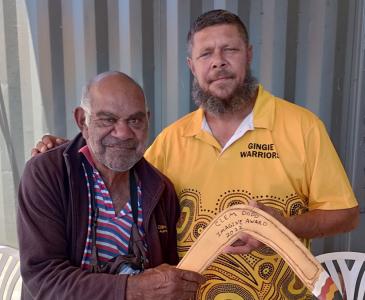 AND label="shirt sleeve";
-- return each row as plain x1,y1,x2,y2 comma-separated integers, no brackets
305,118,358,210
